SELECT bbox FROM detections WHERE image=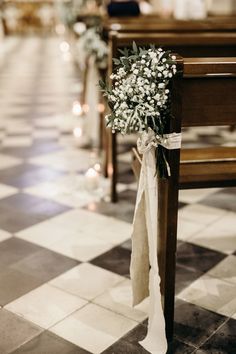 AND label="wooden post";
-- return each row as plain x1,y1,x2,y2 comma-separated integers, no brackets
107,32,119,202
157,60,183,343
